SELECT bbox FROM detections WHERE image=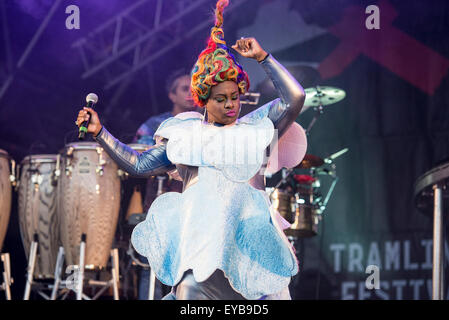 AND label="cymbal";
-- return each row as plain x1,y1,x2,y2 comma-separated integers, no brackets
304,86,346,107
296,154,324,169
